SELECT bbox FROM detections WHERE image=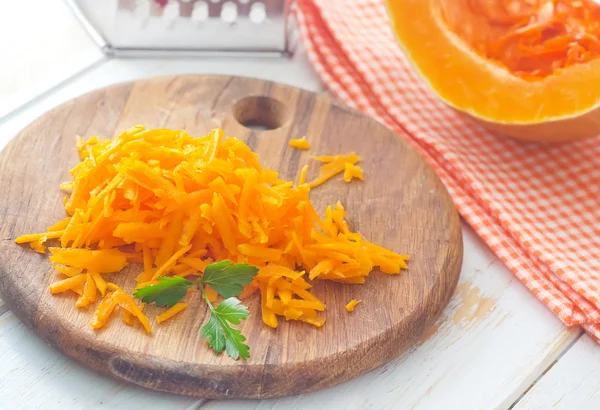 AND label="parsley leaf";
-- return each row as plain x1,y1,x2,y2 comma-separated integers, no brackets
202,259,259,298
132,260,258,360
133,276,193,307
199,297,251,360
